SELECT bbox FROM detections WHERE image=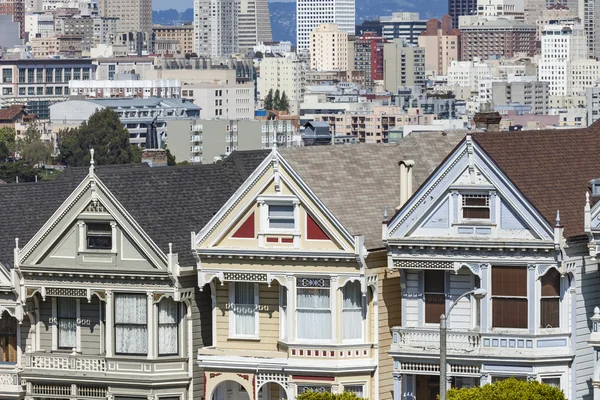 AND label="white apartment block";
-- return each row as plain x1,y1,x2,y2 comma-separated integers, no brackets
25,12,54,38
181,81,255,120
447,60,497,91
257,53,306,115
194,0,238,57
477,0,525,20
296,0,354,53
69,79,181,98
309,24,349,72
538,22,587,96
253,41,293,54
